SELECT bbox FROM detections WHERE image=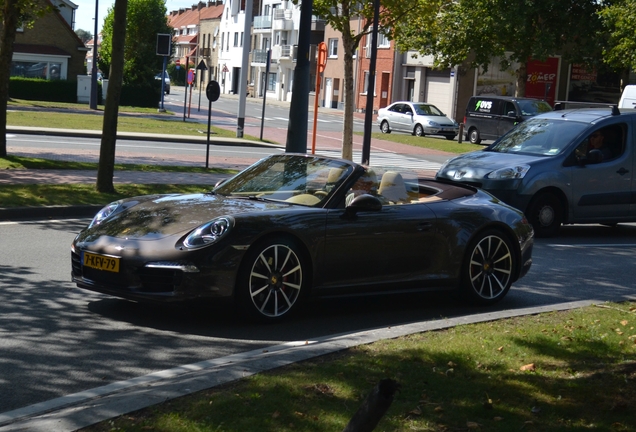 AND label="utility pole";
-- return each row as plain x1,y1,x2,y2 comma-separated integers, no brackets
285,0,312,152
89,0,99,110
237,0,253,138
